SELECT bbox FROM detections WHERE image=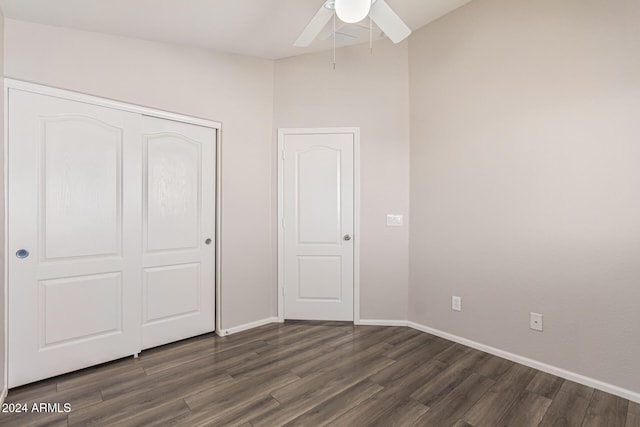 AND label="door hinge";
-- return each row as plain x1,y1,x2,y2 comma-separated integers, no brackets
282,151,286,160
281,218,285,228
282,287,285,296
